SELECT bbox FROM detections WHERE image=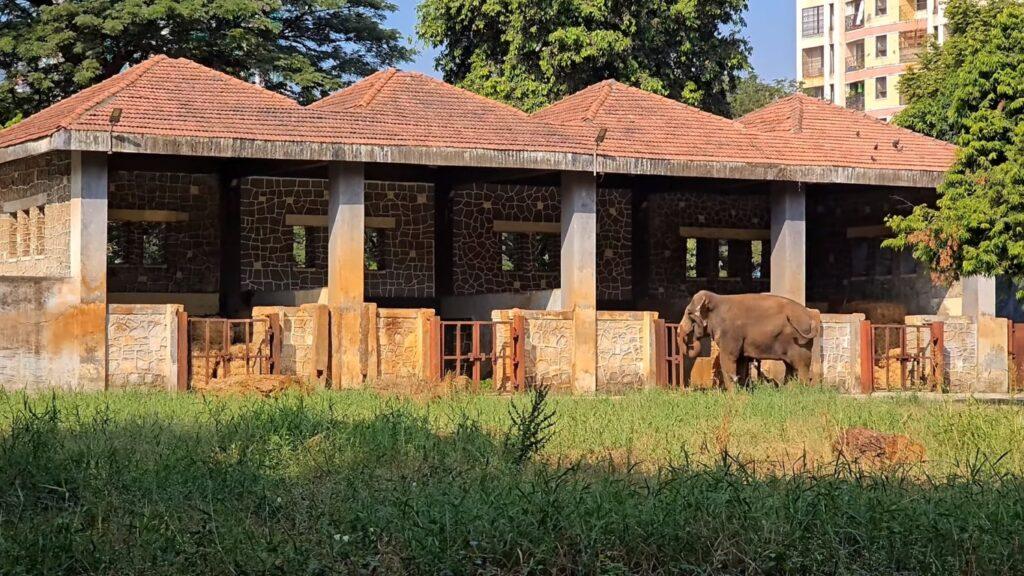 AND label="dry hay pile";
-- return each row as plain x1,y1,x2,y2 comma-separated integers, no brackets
833,427,926,466
192,374,313,397
840,300,907,324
